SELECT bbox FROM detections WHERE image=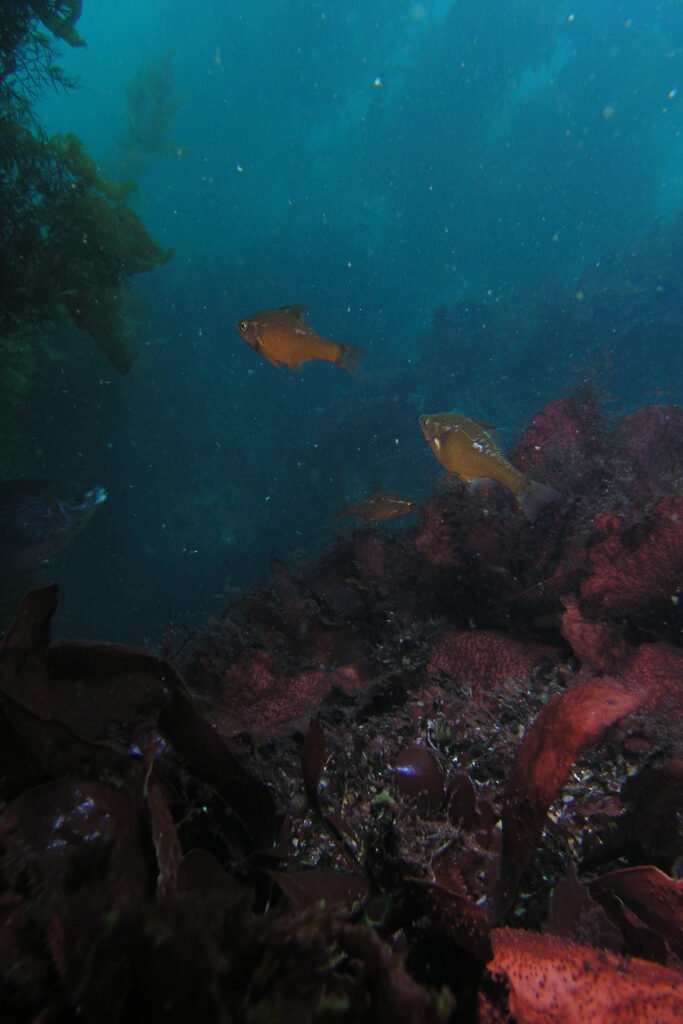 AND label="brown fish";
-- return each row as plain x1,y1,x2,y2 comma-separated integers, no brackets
419,412,560,521
235,304,366,372
340,488,415,522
